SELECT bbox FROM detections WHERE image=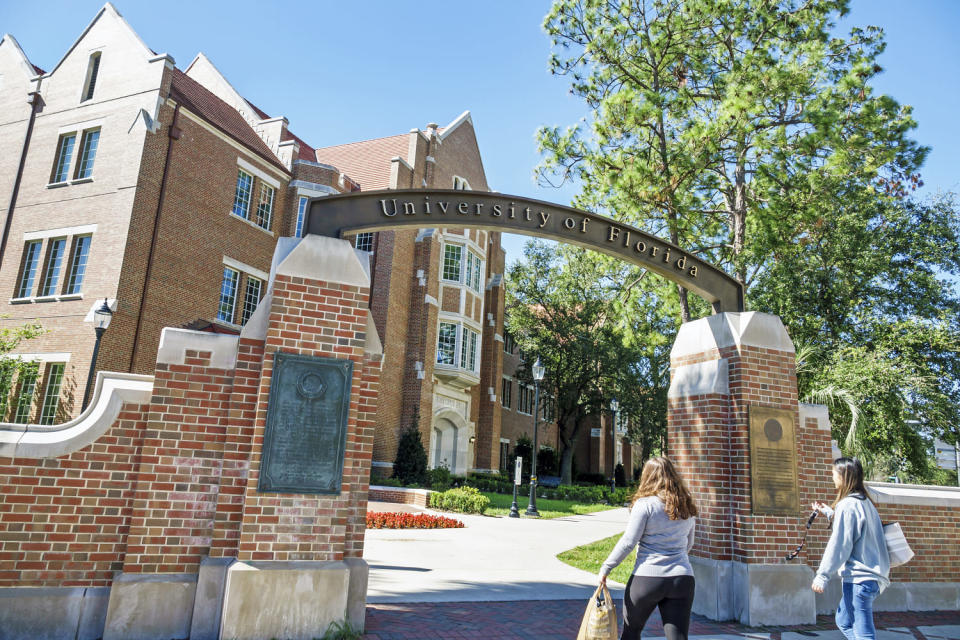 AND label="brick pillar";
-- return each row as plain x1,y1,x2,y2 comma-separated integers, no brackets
217,235,380,639
667,311,827,625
